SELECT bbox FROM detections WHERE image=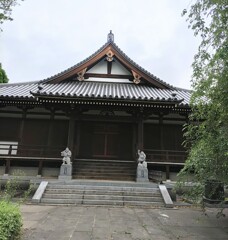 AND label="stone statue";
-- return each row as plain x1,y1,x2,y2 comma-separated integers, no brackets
138,150,147,168
61,147,72,165
136,150,149,182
